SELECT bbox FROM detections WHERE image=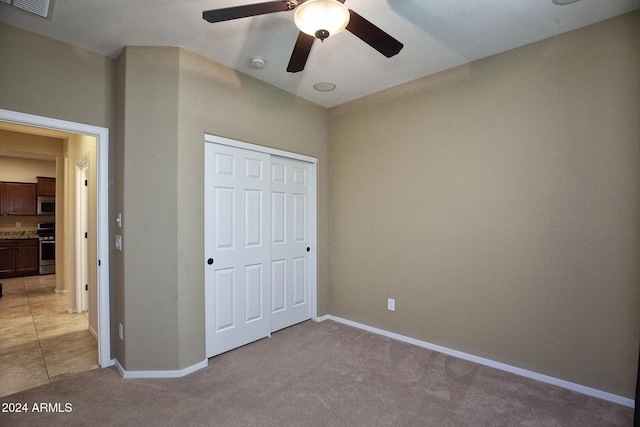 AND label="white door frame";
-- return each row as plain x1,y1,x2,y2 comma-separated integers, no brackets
75,153,90,313
0,108,112,368
204,133,318,322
